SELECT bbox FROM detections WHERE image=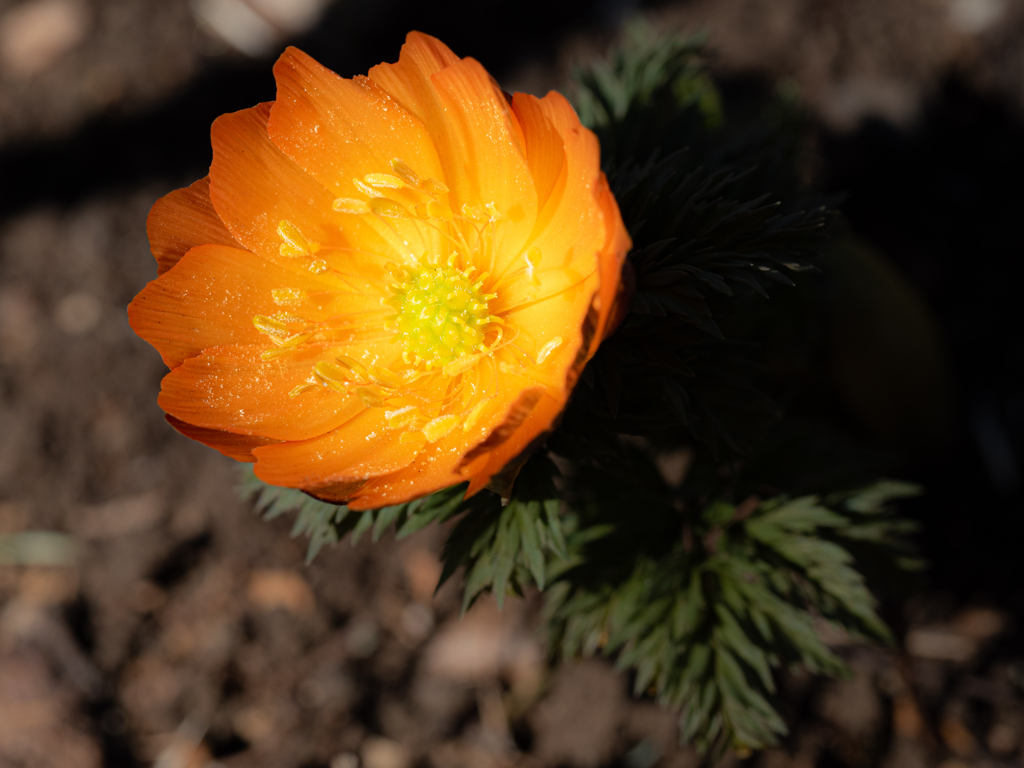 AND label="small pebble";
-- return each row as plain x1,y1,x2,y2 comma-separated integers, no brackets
331,753,359,768
361,737,410,768
246,569,316,616
0,0,89,77
55,292,101,335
